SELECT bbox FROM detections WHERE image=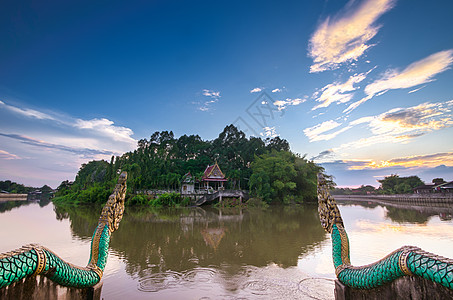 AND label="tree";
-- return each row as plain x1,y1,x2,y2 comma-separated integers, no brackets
54,124,303,205
249,151,323,204
378,175,424,194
